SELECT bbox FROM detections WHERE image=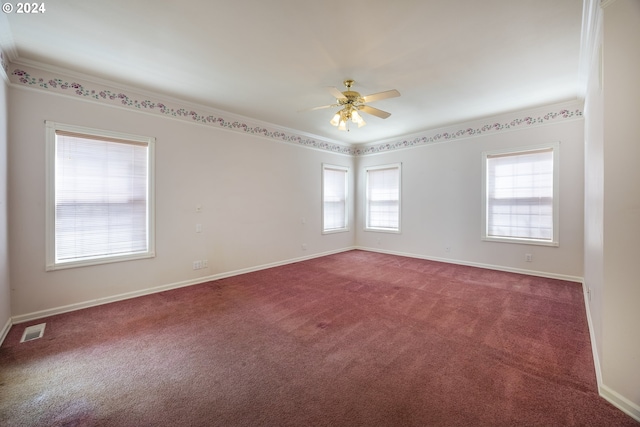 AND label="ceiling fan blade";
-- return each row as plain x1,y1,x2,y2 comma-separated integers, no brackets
362,89,401,103
359,105,392,119
328,86,347,100
298,103,339,113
